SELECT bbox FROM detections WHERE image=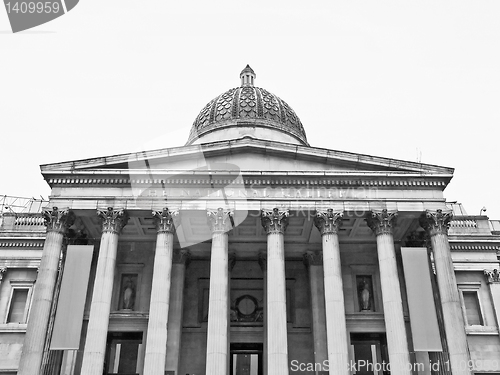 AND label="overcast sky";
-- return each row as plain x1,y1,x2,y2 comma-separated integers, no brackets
1,1,499,219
